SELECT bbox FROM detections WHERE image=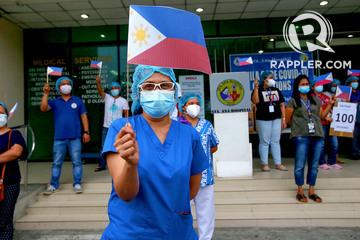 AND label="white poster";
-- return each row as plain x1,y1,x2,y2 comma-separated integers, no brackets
179,75,205,119
331,102,357,133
